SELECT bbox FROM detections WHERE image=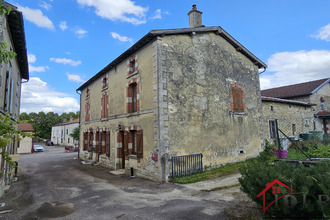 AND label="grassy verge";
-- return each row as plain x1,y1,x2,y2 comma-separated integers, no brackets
171,157,258,184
